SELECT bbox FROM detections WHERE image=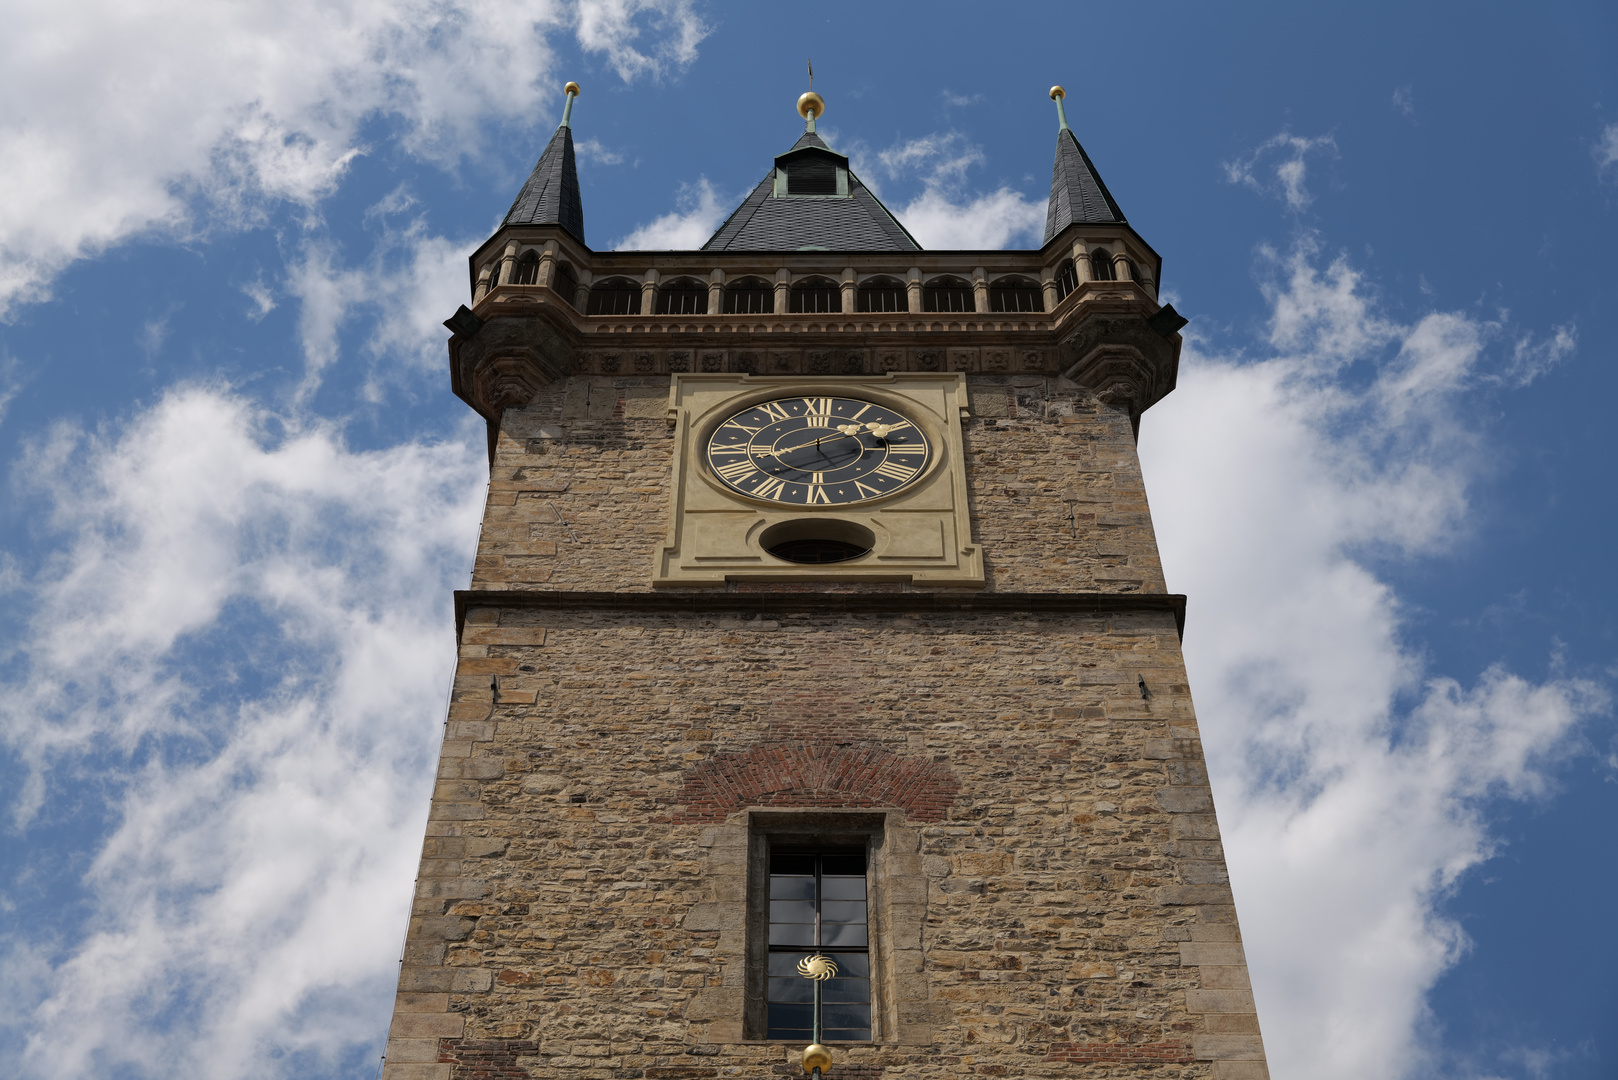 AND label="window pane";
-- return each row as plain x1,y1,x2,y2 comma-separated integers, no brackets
821,976,869,1004
769,952,808,977
820,900,866,924
770,874,815,900
820,855,865,876
771,854,816,875
767,1003,814,1039
819,875,865,900
770,923,816,947
821,1004,872,1030
820,922,868,947
770,900,816,924
768,976,814,1004
823,952,869,978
